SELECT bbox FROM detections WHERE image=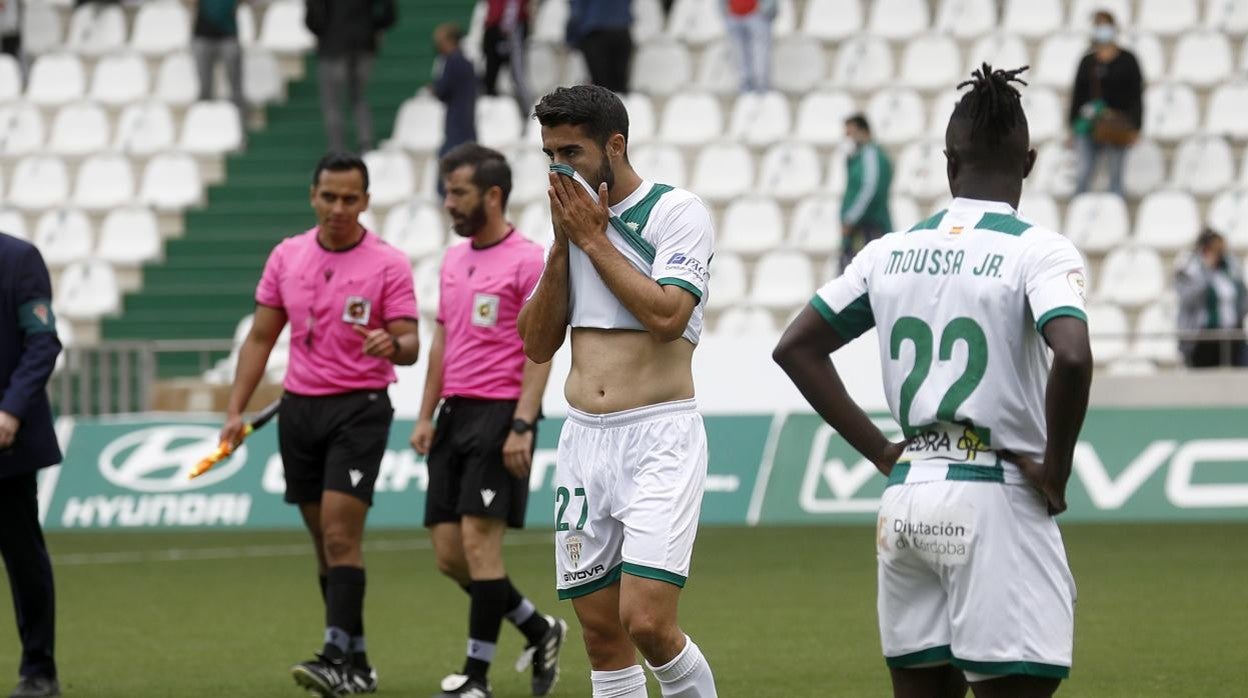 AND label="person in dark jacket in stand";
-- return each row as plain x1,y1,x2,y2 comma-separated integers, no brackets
305,0,397,153
566,0,633,94
1068,10,1143,198
0,232,64,698
433,22,478,198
